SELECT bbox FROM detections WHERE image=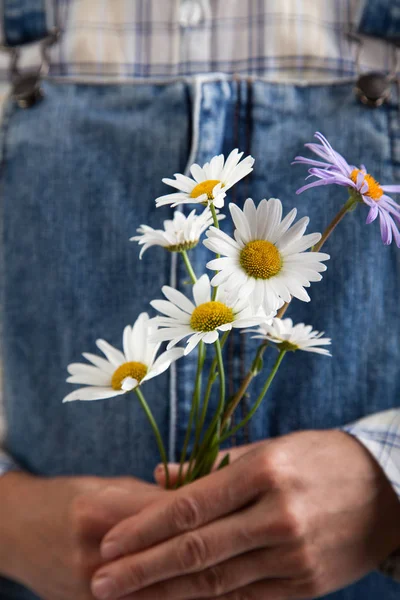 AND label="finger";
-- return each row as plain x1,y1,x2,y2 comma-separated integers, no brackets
154,442,267,487
213,578,296,600
100,444,267,561
92,493,299,598
101,545,305,600
154,463,186,488
73,484,165,545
